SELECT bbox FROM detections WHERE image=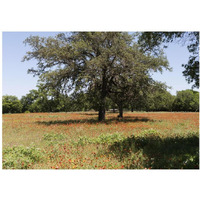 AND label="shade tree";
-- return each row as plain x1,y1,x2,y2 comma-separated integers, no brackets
23,32,170,120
